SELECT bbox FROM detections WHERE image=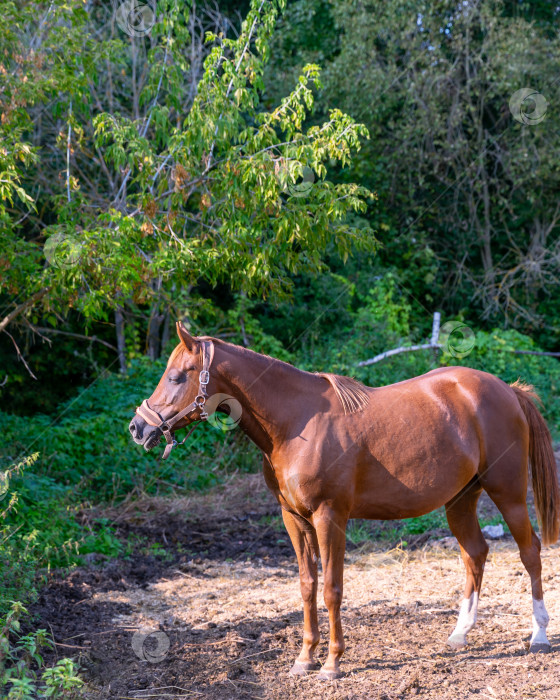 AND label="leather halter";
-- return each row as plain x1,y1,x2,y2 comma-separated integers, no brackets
135,340,215,460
